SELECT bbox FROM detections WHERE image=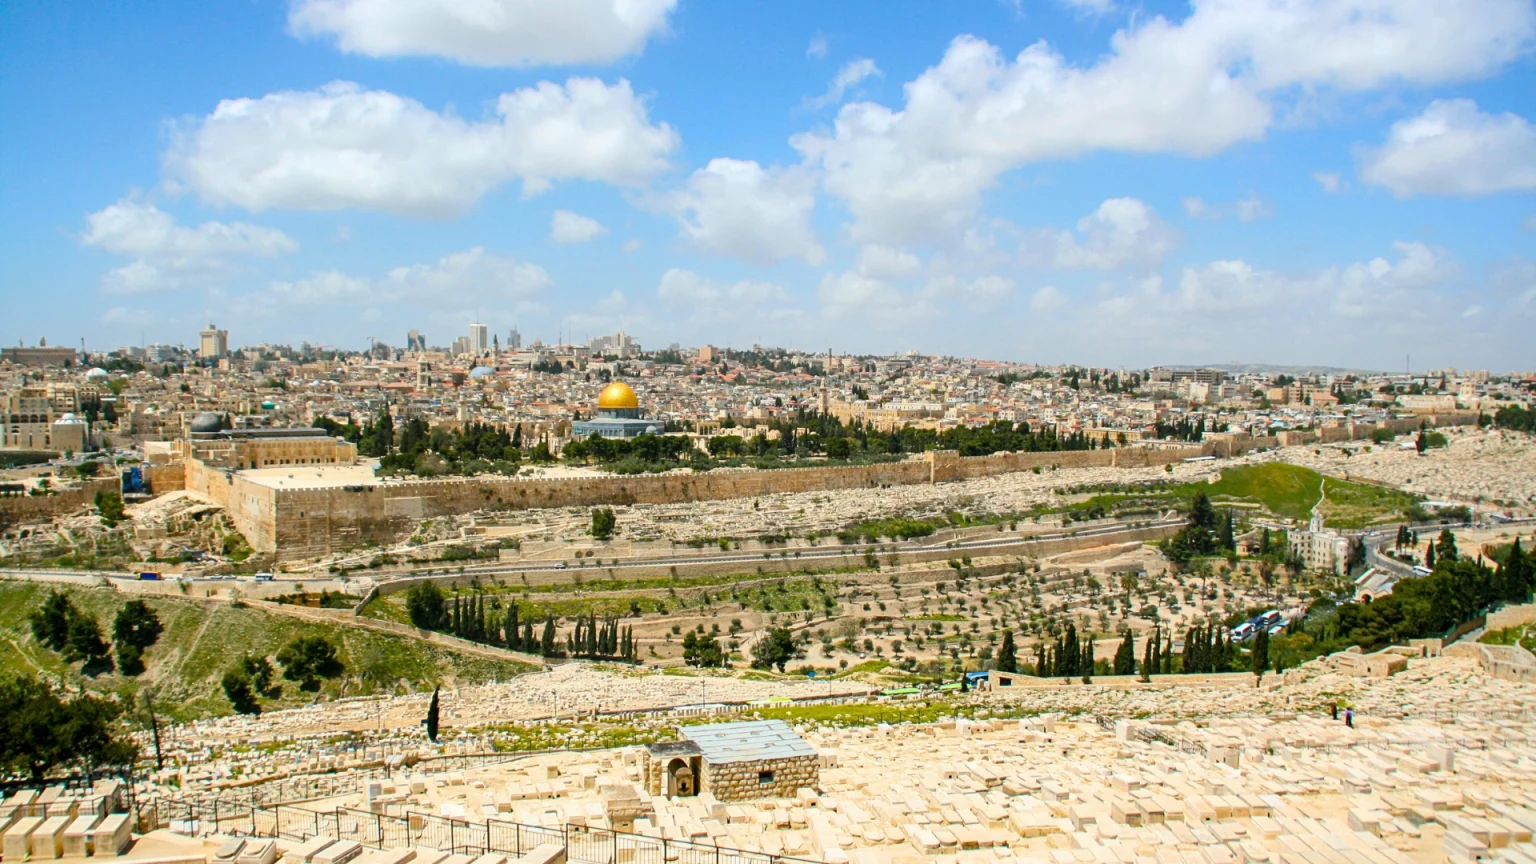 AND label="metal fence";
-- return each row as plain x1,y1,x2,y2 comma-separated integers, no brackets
240,805,822,864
